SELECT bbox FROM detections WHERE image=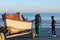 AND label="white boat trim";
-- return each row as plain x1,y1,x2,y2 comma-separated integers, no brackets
6,31,31,38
